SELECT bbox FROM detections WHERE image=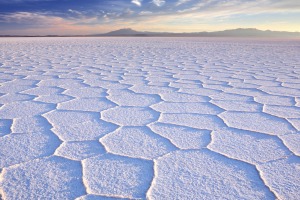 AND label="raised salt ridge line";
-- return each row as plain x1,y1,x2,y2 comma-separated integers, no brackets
0,37,299,199
147,150,275,199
